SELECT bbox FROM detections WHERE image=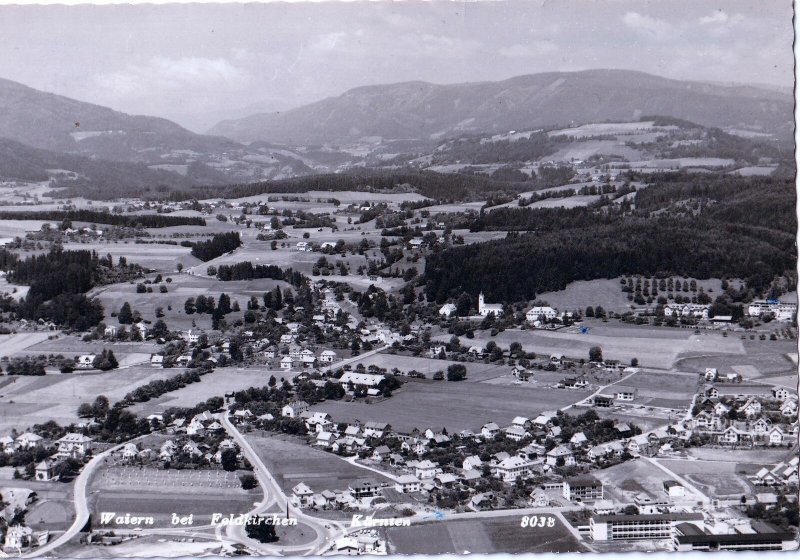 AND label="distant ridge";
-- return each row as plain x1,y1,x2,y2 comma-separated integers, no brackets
209,69,793,145
0,77,241,162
